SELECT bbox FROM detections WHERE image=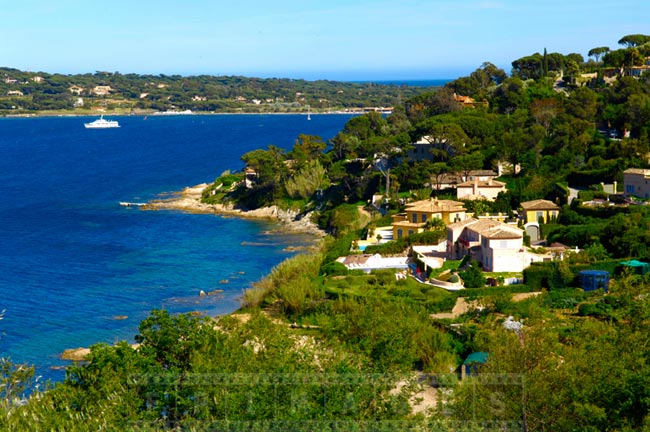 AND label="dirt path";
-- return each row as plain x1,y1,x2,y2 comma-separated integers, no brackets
431,297,474,319
512,292,542,301
431,291,543,319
